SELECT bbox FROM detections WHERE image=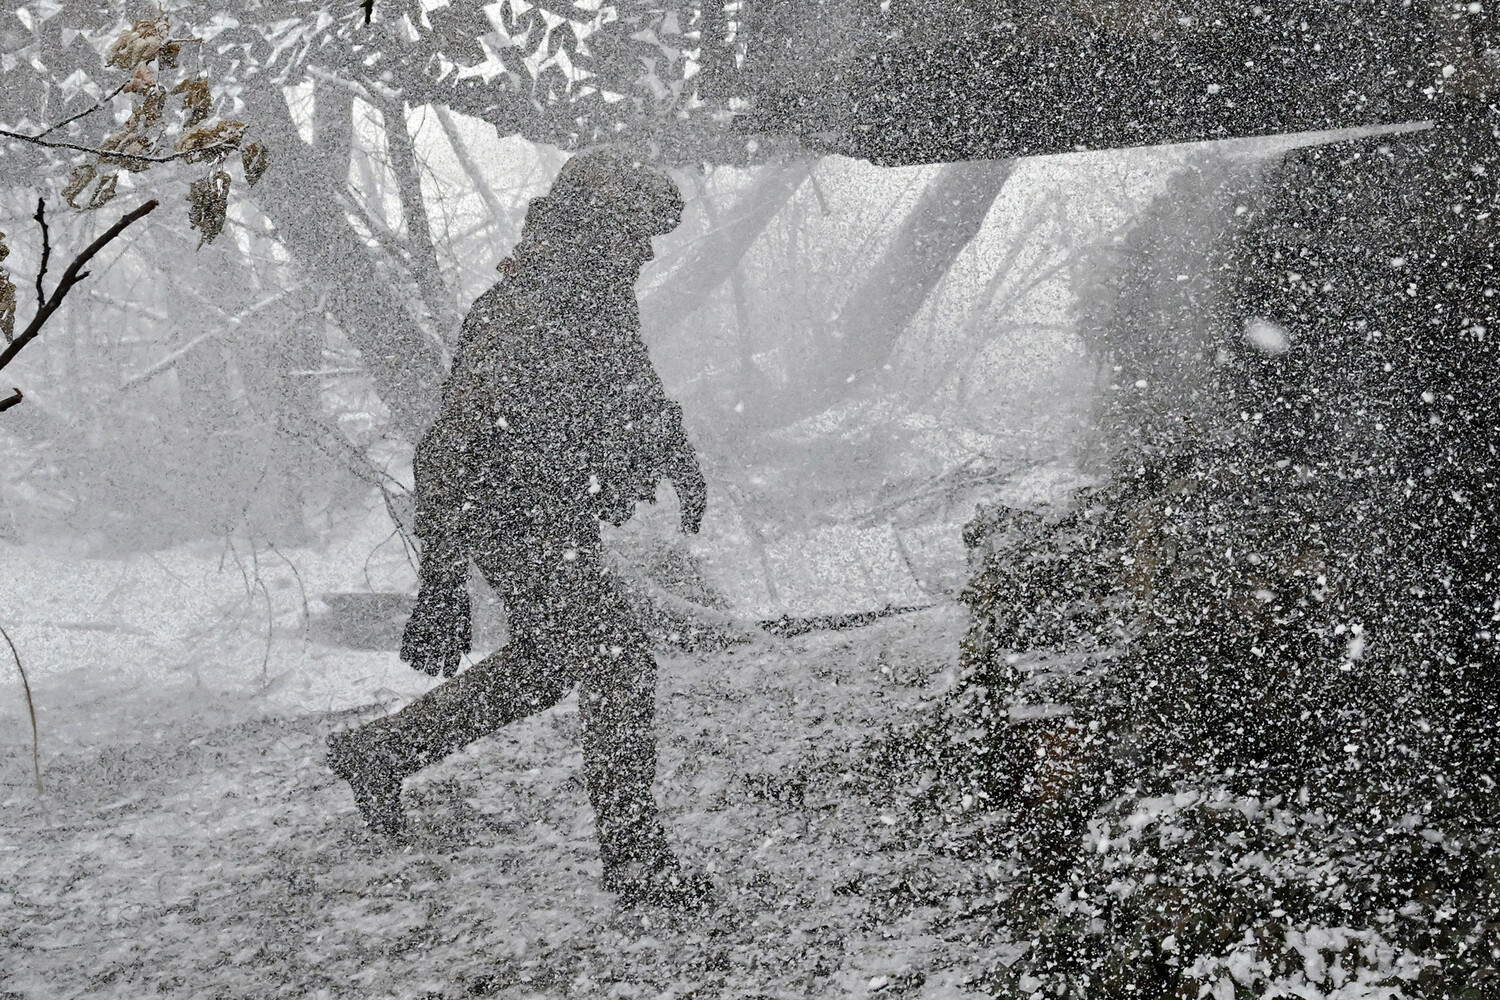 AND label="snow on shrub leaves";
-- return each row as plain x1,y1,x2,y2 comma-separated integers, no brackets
925,120,1500,998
